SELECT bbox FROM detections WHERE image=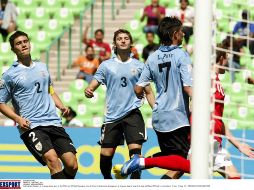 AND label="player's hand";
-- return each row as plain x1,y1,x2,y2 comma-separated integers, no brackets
17,117,31,131
85,88,94,98
136,91,145,99
238,143,254,158
60,106,70,117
